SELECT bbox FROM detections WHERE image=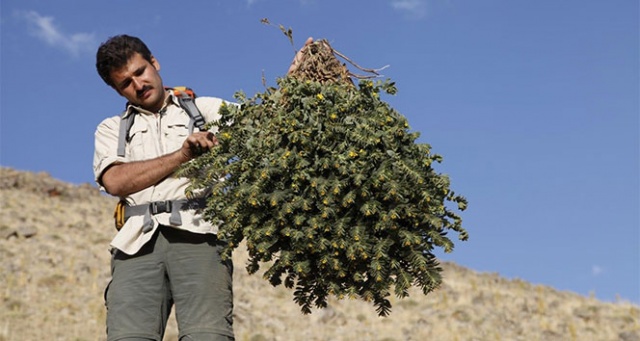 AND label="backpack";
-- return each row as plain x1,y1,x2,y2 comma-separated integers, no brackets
117,86,206,157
